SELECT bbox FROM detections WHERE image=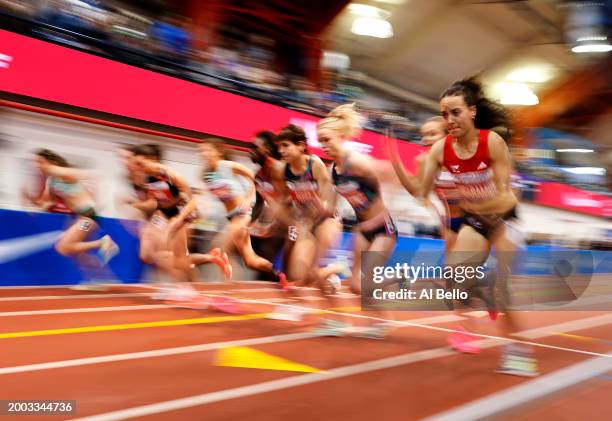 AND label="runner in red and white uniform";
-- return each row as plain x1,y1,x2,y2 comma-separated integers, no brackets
421,77,537,377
